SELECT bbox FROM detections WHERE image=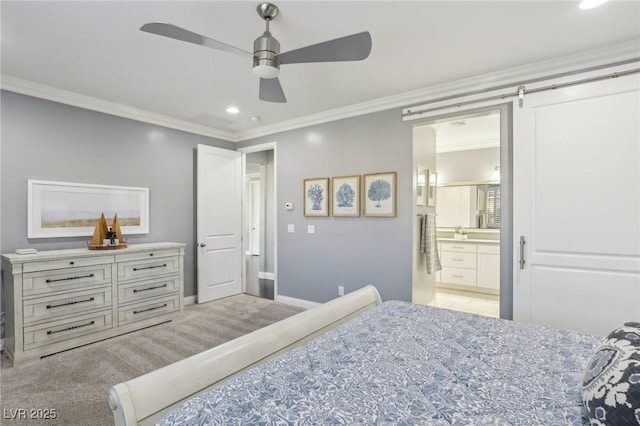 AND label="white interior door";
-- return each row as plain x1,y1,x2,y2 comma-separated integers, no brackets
197,144,242,303
513,72,640,335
